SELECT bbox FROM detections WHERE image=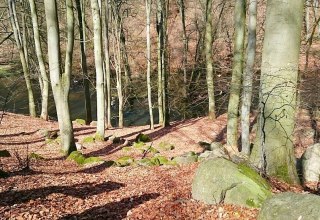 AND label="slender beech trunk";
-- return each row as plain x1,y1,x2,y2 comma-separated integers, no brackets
226,0,246,153
75,0,92,124
109,1,124,128
162,0,169,127
177,0,188,118
28,0,49,120
157,0,164,125
91,0,105,138
306,0,310,41
204,0,215,120
146,0,154,129
104,0,112,128
250,0,303,184
8,0,36,117
240,0,257,155
44,0,76,154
